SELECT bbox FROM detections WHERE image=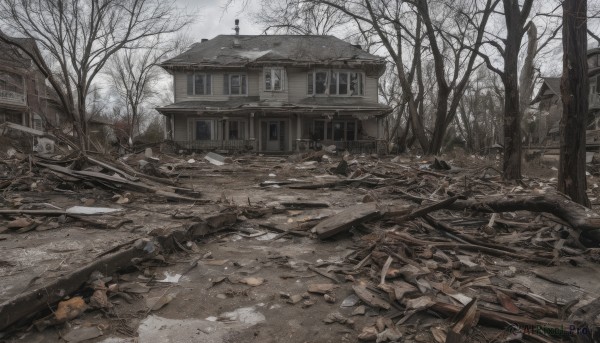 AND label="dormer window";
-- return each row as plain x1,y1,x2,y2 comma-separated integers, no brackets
187,73,212,95
264,68,284,91
307,70,363,96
